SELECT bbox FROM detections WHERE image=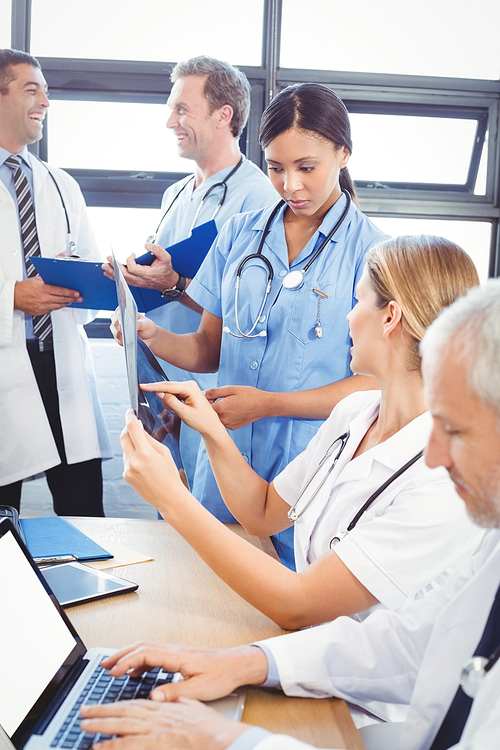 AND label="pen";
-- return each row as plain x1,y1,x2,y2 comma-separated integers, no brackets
34,555,77,565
